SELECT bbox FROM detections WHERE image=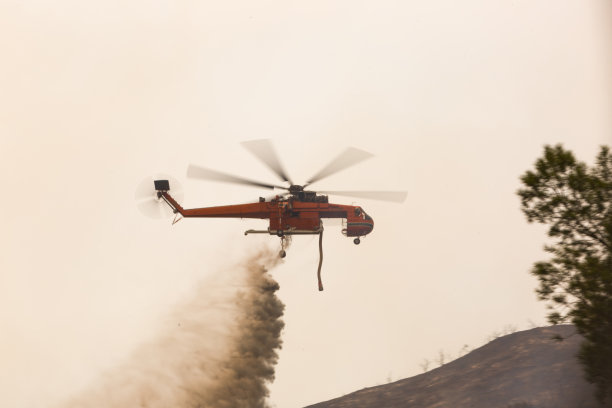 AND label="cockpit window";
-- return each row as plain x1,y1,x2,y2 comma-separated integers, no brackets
354,207,371,221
